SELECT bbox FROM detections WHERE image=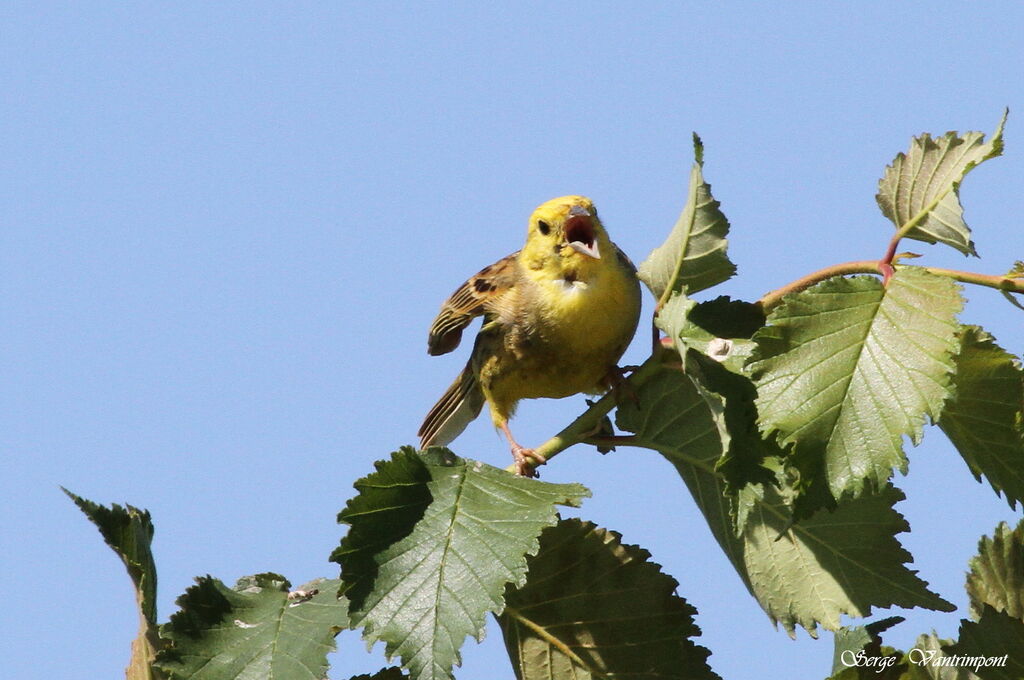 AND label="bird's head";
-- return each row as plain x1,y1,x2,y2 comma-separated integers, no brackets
521,196,611,278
